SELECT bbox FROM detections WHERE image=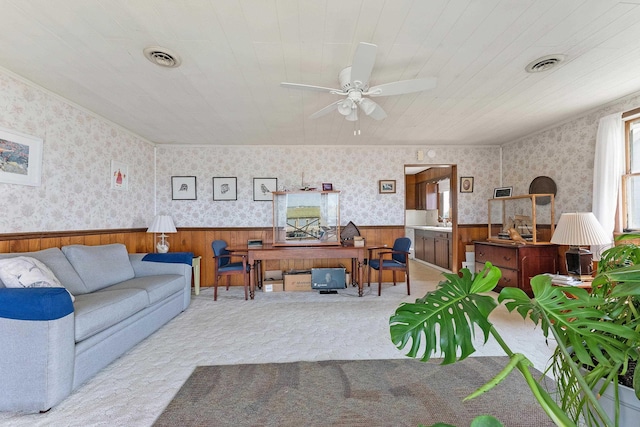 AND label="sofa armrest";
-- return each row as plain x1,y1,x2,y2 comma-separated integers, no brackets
0,288,75,412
